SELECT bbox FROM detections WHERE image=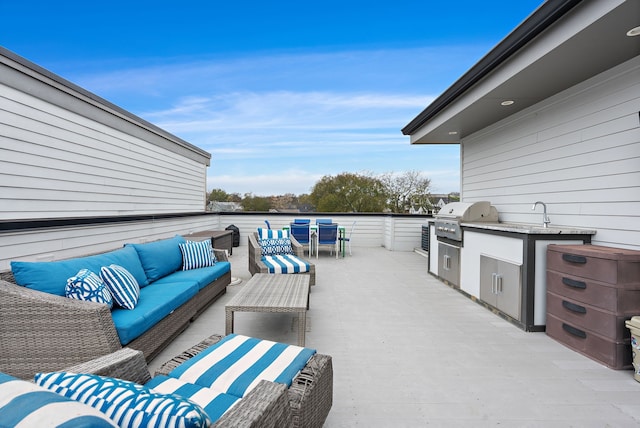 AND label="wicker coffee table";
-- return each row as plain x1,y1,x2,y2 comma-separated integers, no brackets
225,274,311,346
